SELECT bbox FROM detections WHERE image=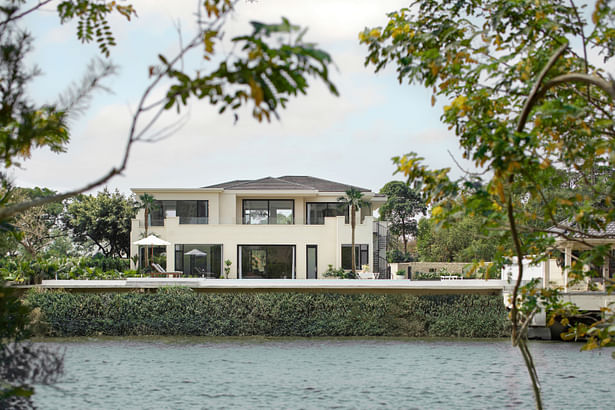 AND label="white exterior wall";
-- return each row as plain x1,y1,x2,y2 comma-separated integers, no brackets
130,190,378,278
